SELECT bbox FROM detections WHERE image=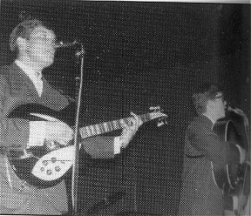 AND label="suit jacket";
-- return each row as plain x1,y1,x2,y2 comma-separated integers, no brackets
178,115,241,216
0,63,115,215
